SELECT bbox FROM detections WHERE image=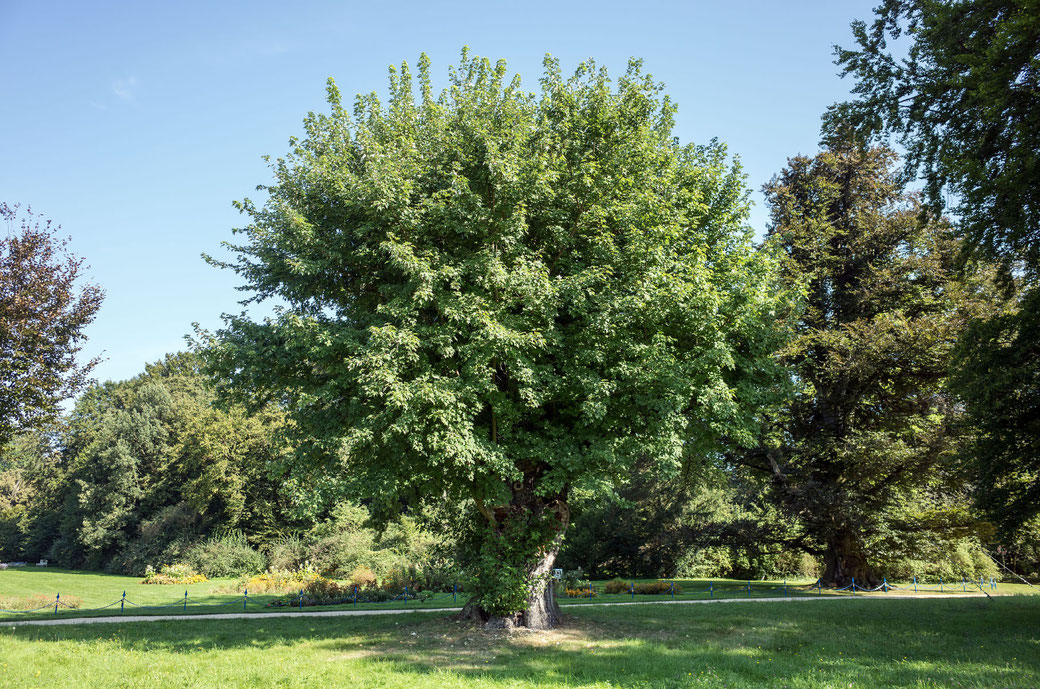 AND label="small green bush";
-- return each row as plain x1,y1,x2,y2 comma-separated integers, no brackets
349,565,377,589
264,535,308,572
633,580,681,595
183,532,265,579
